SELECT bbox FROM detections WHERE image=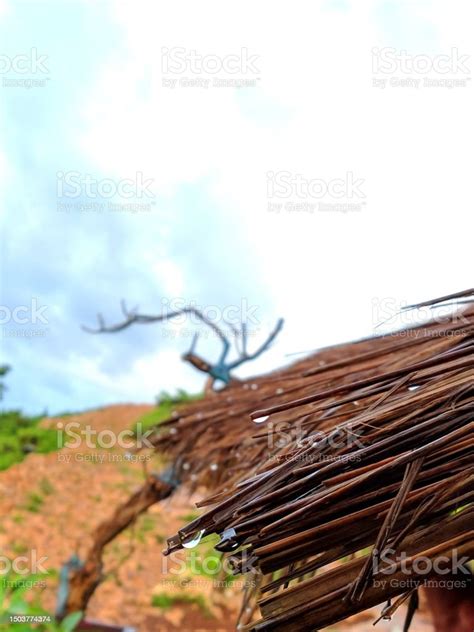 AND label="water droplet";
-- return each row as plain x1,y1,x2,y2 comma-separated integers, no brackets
191,474,197,481
250,384,258,390
182,462,190,470
276,388,284,395
182,529,205,549
170,428,178,435
254,415,269,424
210,463,218,471
408,385,420,392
